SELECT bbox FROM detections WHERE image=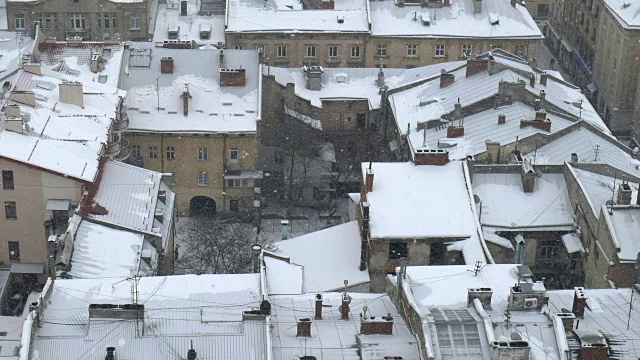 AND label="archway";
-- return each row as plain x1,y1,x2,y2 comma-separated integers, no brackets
190,196,216,217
